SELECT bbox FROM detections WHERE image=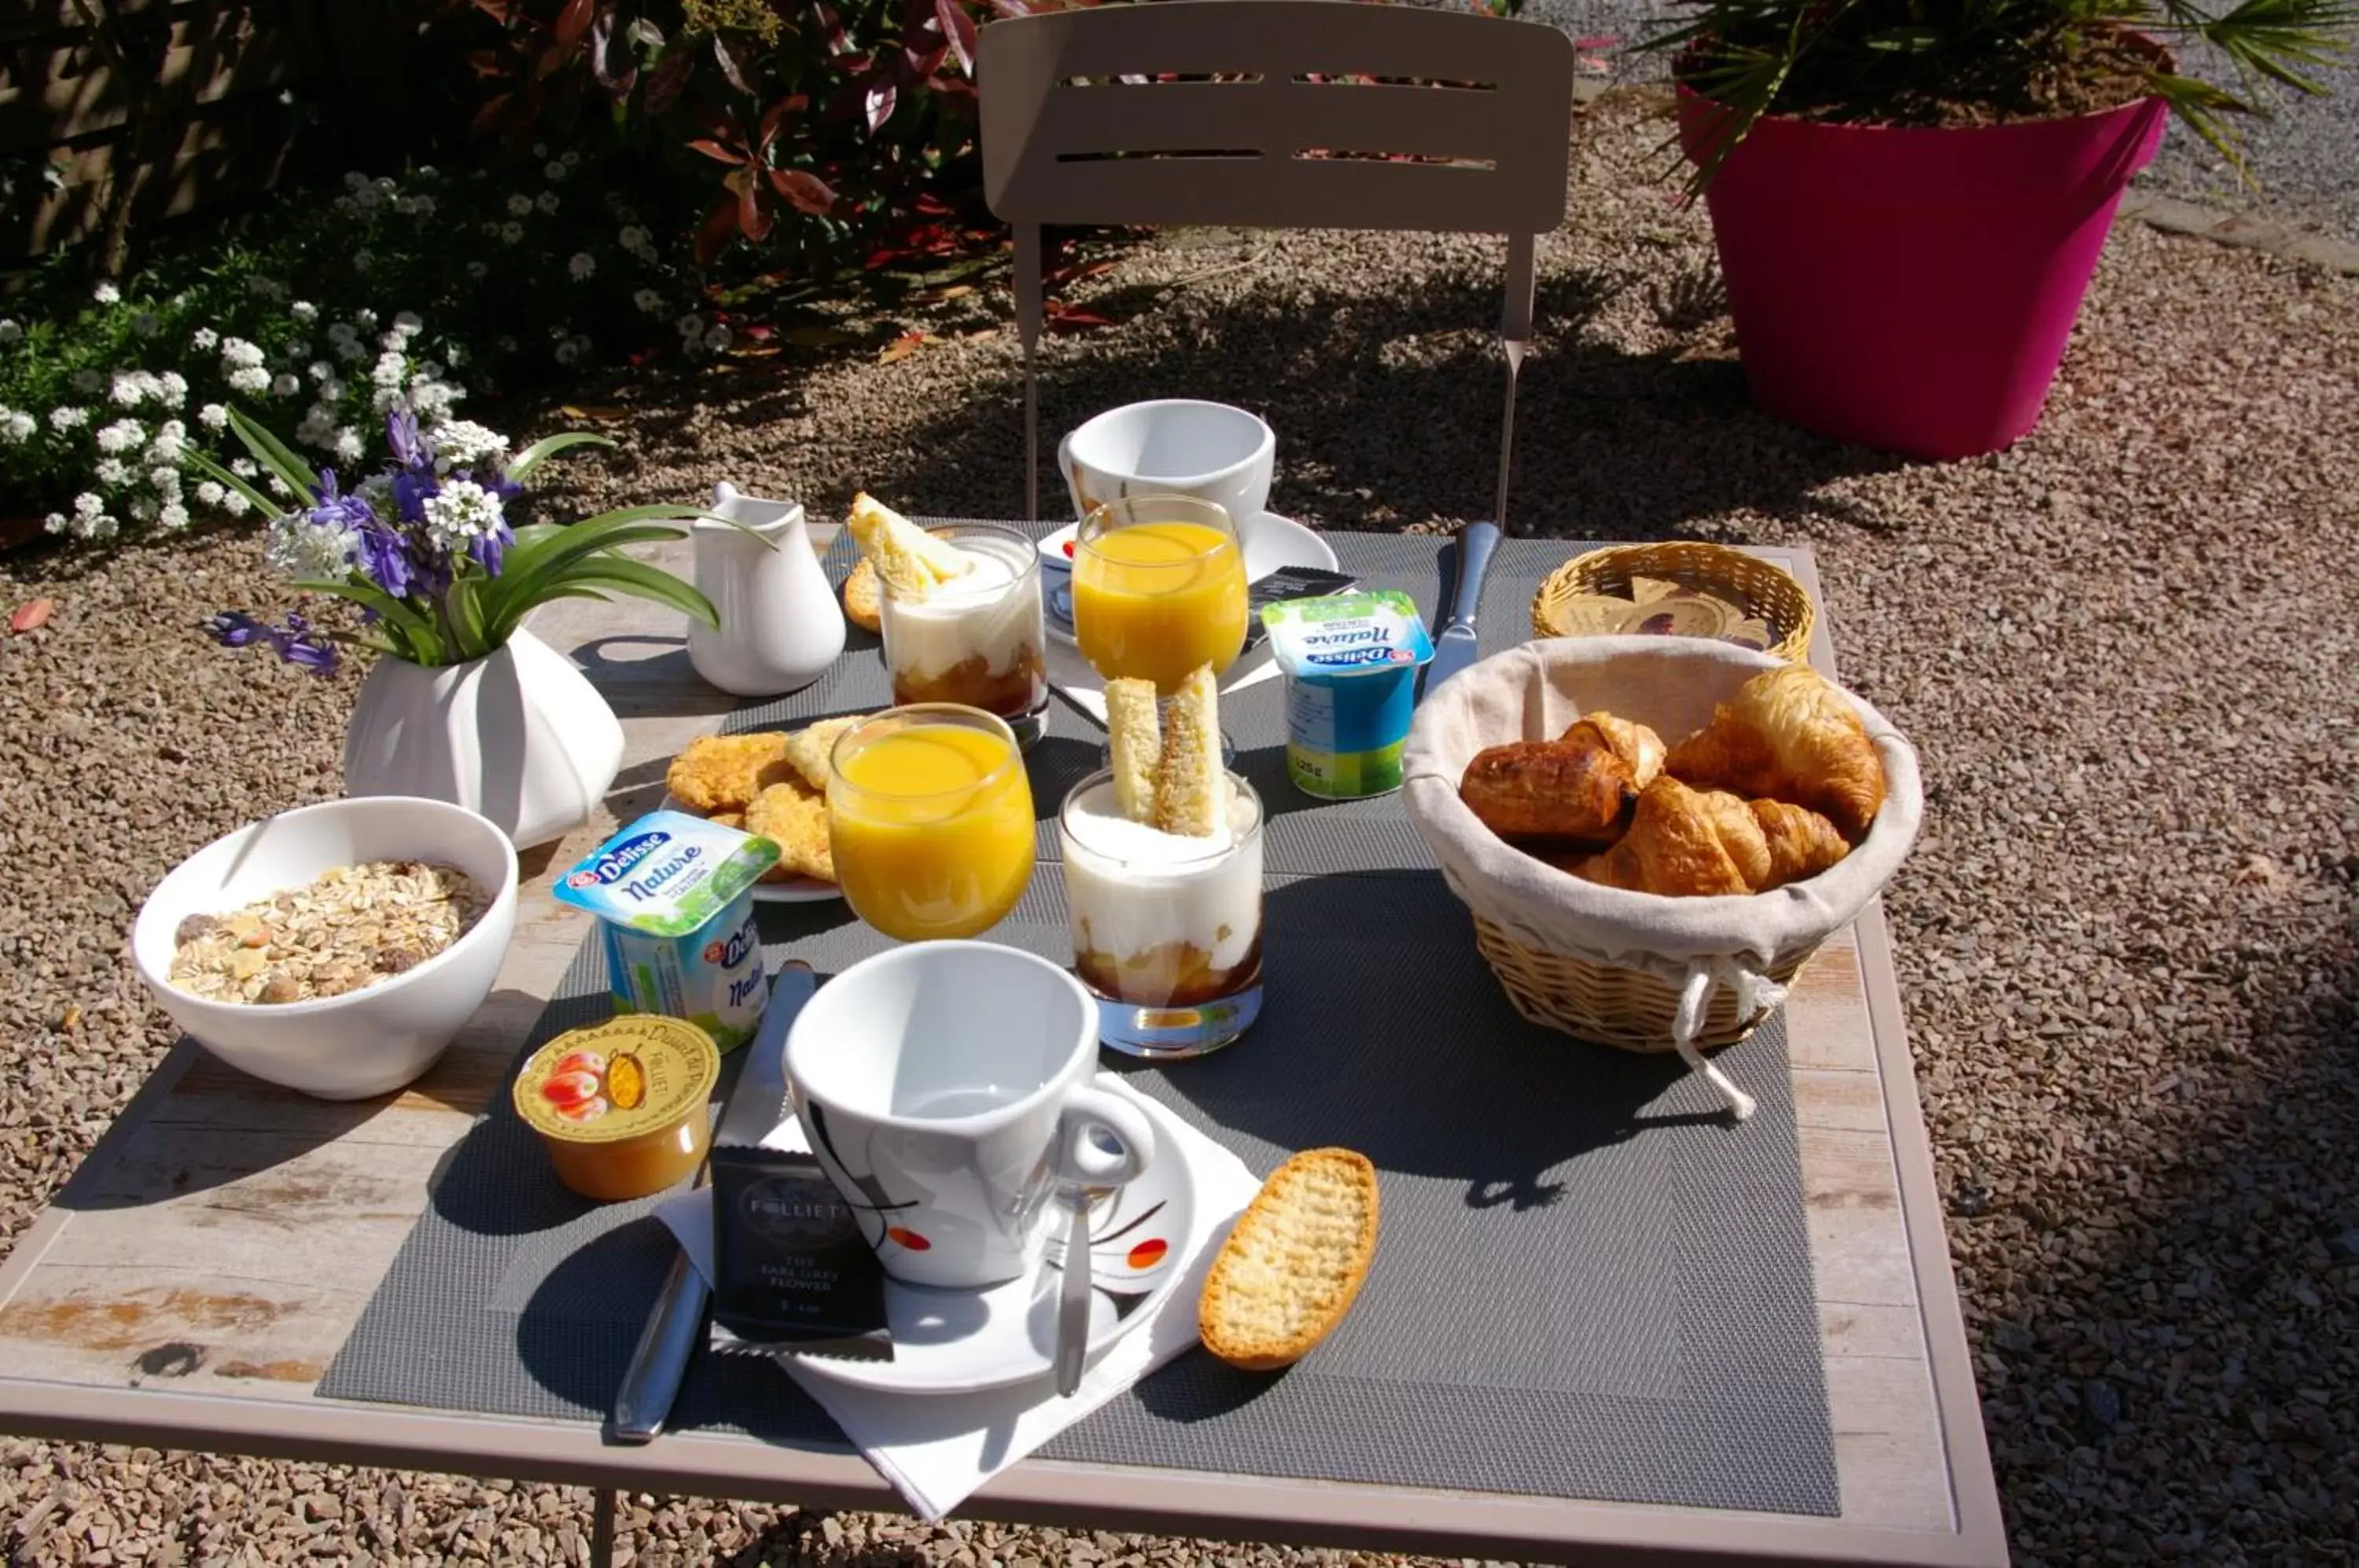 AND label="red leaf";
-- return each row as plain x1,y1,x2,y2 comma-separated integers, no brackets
1046,308,1112,333
686,137,747,164
934,0,977,72
552,0,595,45
756,93,810,152
737,172,775,244
767,167,837,215
641,47,694,114
988,0,1032,15
470,90,516,137
1573,33,1620,50
695,197,742,269
864,75,898,133
9,598,53,635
